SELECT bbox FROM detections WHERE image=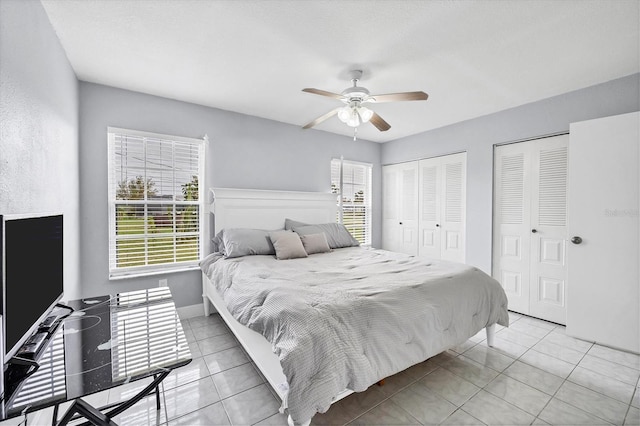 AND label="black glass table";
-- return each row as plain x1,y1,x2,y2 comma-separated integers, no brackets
1,287,192,425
